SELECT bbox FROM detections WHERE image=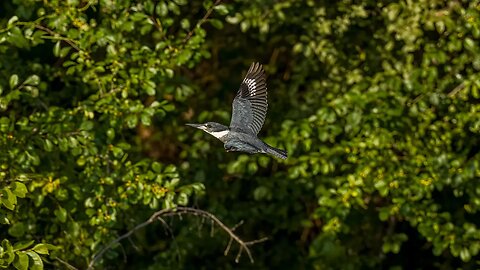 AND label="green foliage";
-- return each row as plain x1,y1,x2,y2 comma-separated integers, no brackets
0,0,209,268
0,0,480,269
0,239,53,270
